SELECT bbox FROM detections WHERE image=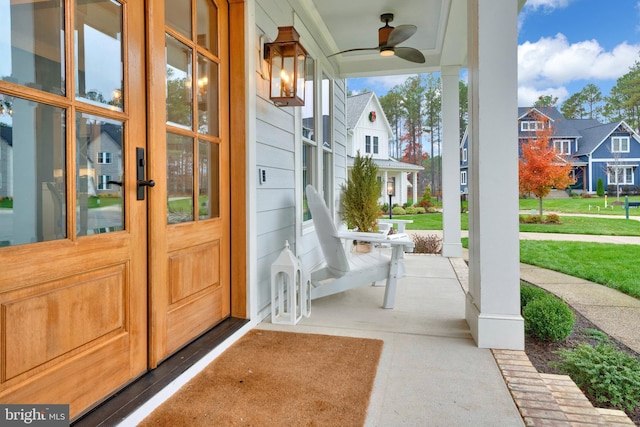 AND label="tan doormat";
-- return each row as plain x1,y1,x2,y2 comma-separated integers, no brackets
139,329,384,426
